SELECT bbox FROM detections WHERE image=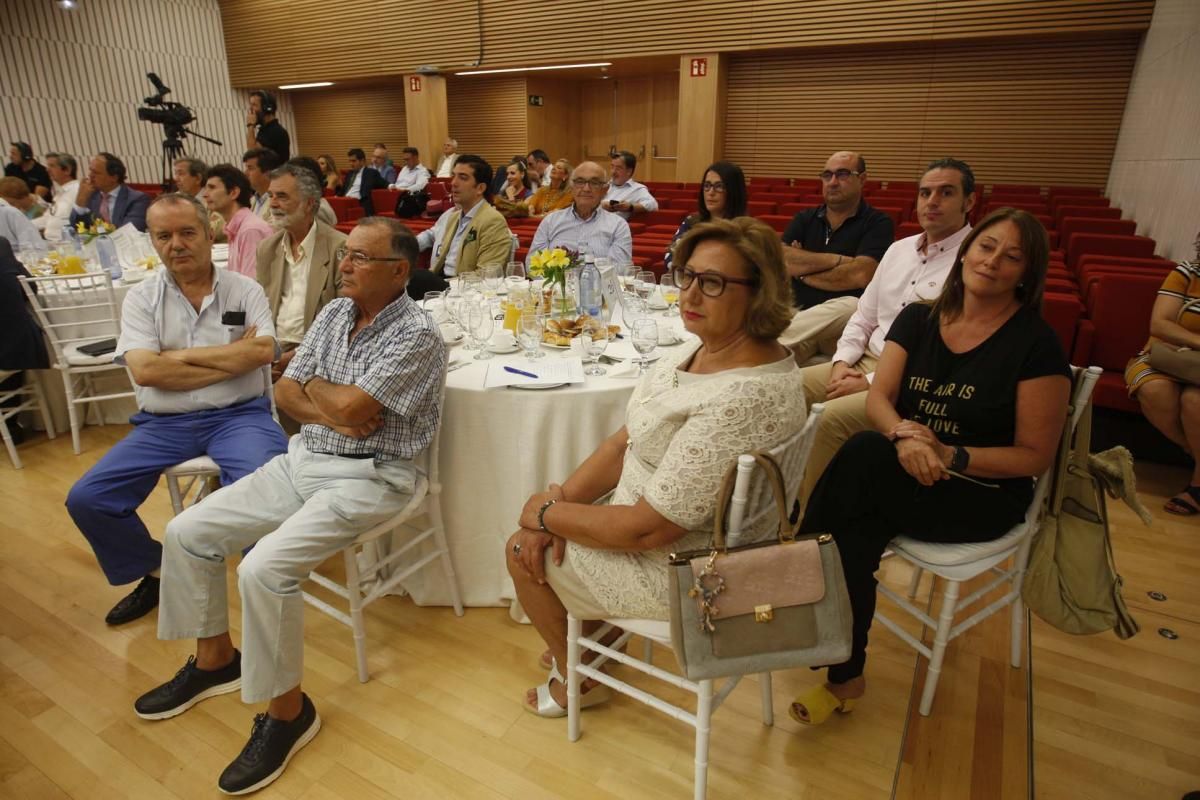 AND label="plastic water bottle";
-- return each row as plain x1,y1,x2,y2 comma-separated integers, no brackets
578,252,602,319
97,236,121,281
